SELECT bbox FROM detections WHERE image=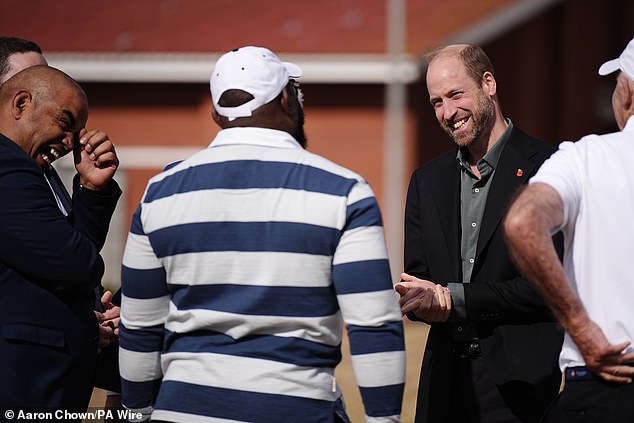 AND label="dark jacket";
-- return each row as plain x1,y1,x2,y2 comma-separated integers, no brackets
0,133,120,412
